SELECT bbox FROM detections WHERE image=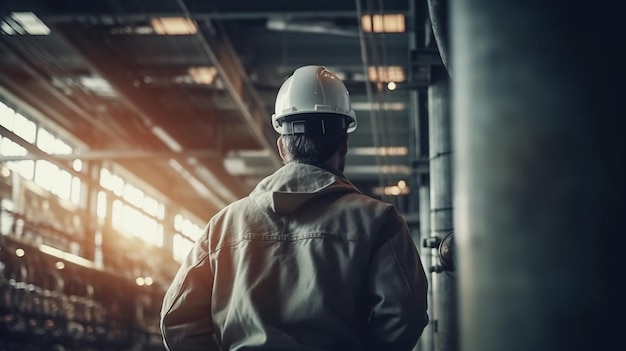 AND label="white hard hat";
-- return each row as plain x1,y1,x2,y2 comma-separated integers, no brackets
271,65,357,135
